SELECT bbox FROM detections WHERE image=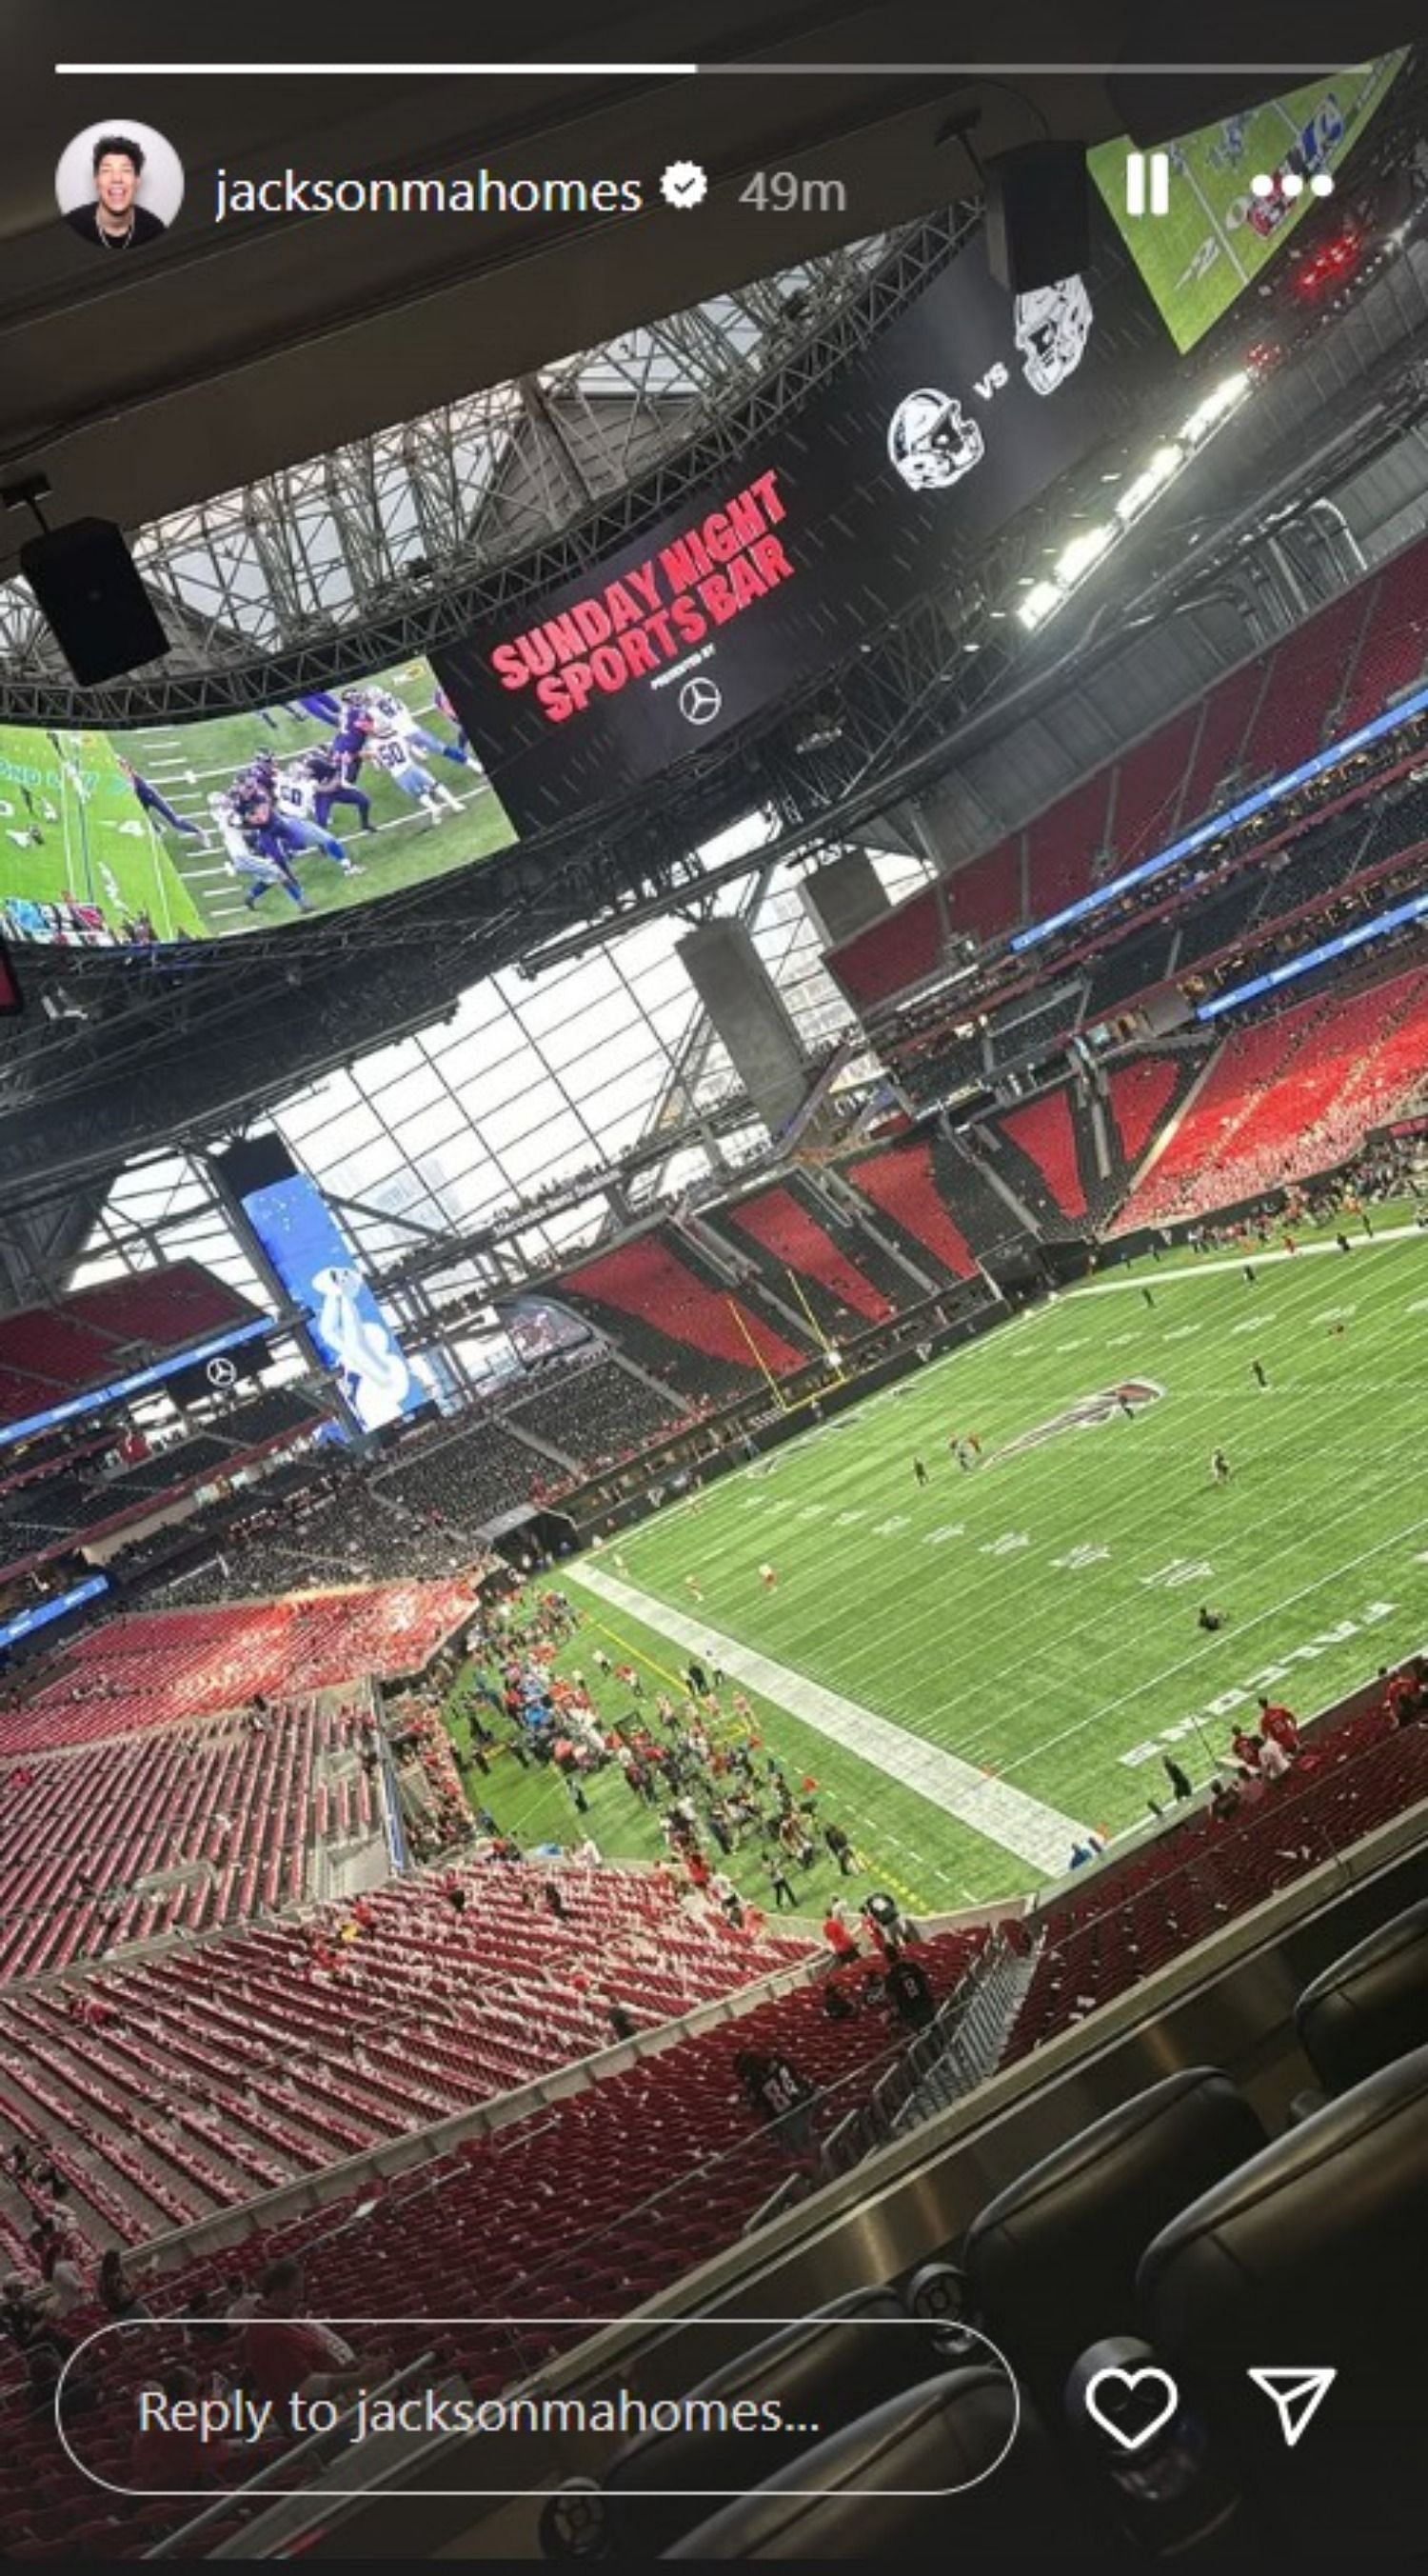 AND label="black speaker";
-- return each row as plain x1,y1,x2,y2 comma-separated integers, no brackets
18,517,169,684
984,143,1090,295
